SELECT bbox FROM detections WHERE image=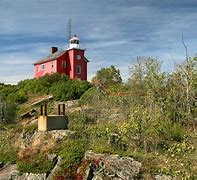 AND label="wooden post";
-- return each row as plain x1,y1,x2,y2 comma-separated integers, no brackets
63,104,65,115
40,105,43,115
44,104,47,116
58,104,61,115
